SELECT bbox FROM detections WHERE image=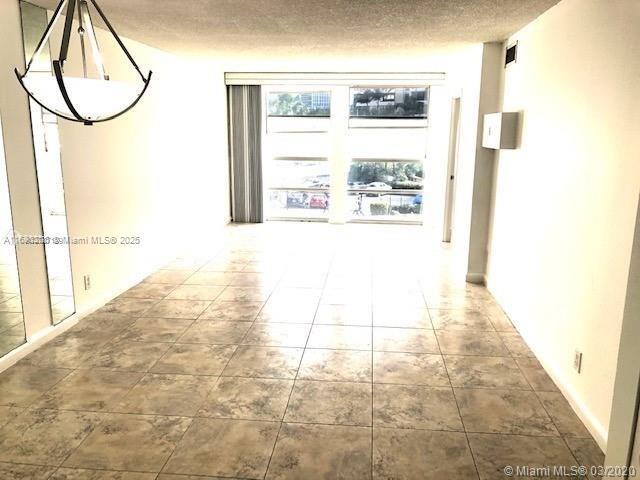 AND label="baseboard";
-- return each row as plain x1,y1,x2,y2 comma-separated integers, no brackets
466,272,487,285
548,364,608,451
491,298,609,451
0,260,165,375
